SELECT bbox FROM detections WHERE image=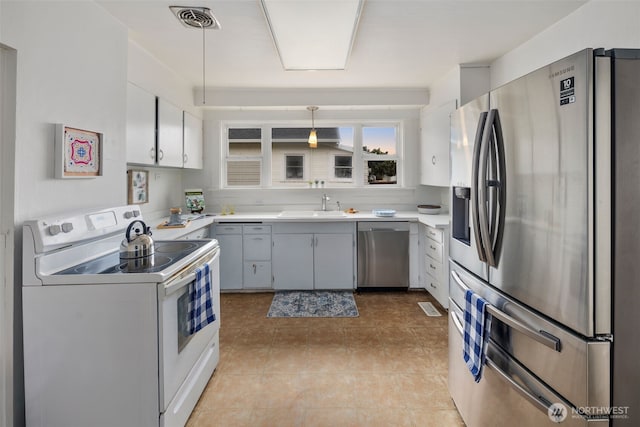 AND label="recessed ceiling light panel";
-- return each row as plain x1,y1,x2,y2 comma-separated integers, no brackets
261,0,364,71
